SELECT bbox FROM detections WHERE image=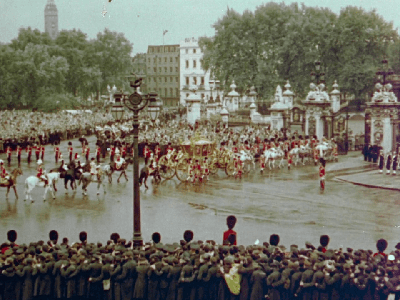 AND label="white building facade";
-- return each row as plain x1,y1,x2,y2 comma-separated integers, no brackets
179,37,212,106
